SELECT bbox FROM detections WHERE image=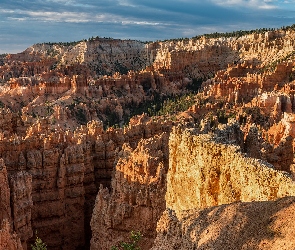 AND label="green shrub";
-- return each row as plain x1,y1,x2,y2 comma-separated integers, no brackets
111,231,142,250
157,94,195,116
31,233,47,250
